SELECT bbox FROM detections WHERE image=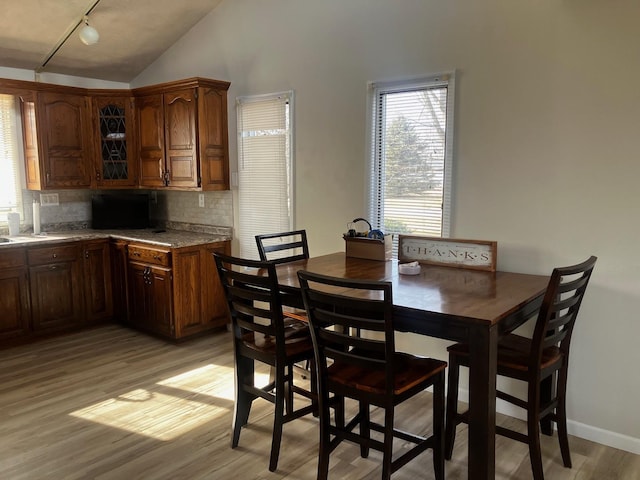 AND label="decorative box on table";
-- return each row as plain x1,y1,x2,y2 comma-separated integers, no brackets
343,234,393,261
